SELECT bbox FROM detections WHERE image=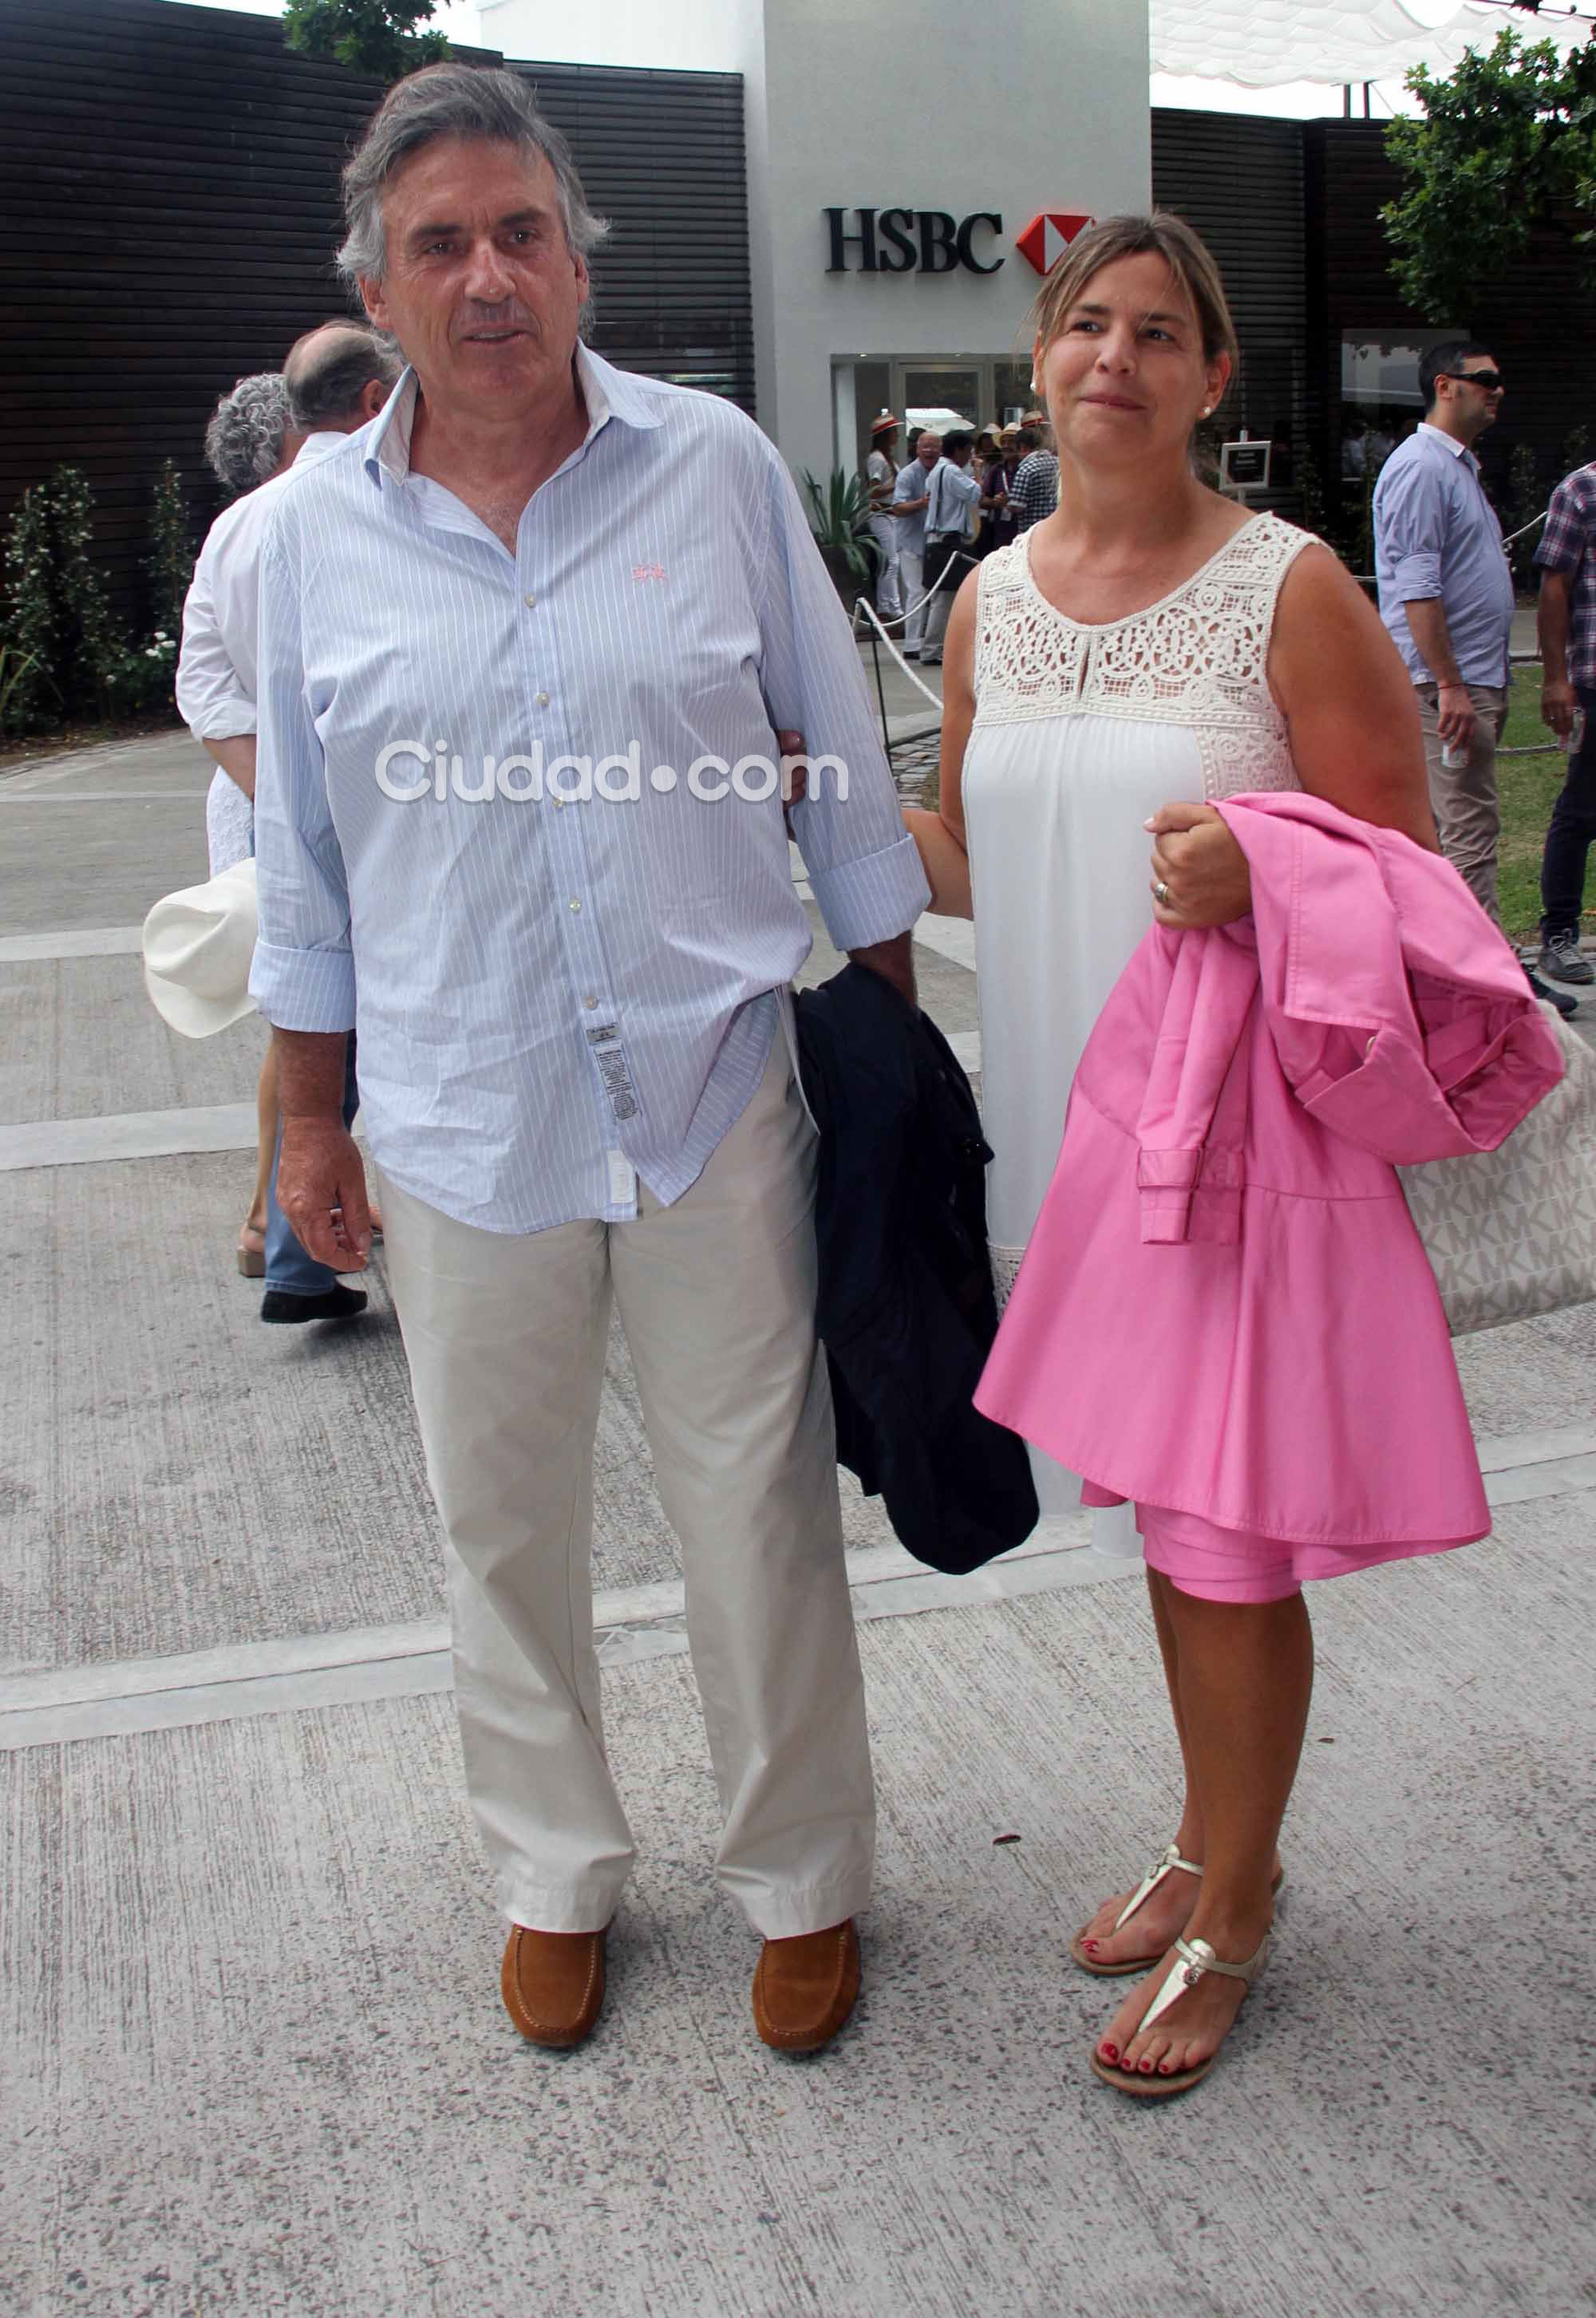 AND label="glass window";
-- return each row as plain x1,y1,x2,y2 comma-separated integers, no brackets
899,366,982,434
993,361,1033,425
1341,330,1456,414
1339,330,1456,484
